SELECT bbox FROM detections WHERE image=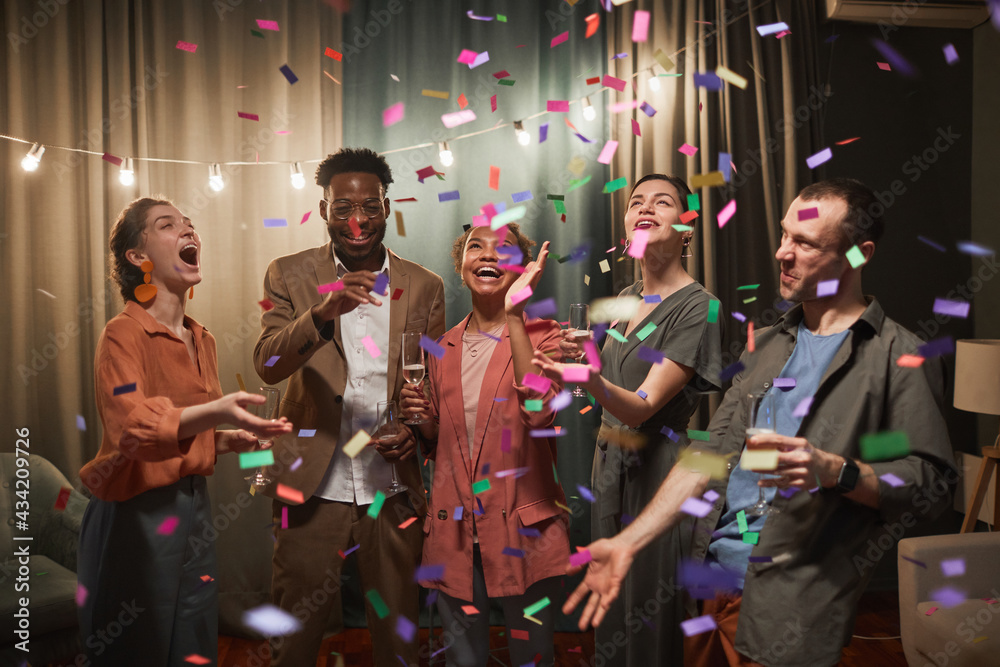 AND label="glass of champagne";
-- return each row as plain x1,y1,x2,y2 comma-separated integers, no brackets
744,390,779,517
568,303,591,397
401,332,428,425
376,399,408,495
245,386,280,490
